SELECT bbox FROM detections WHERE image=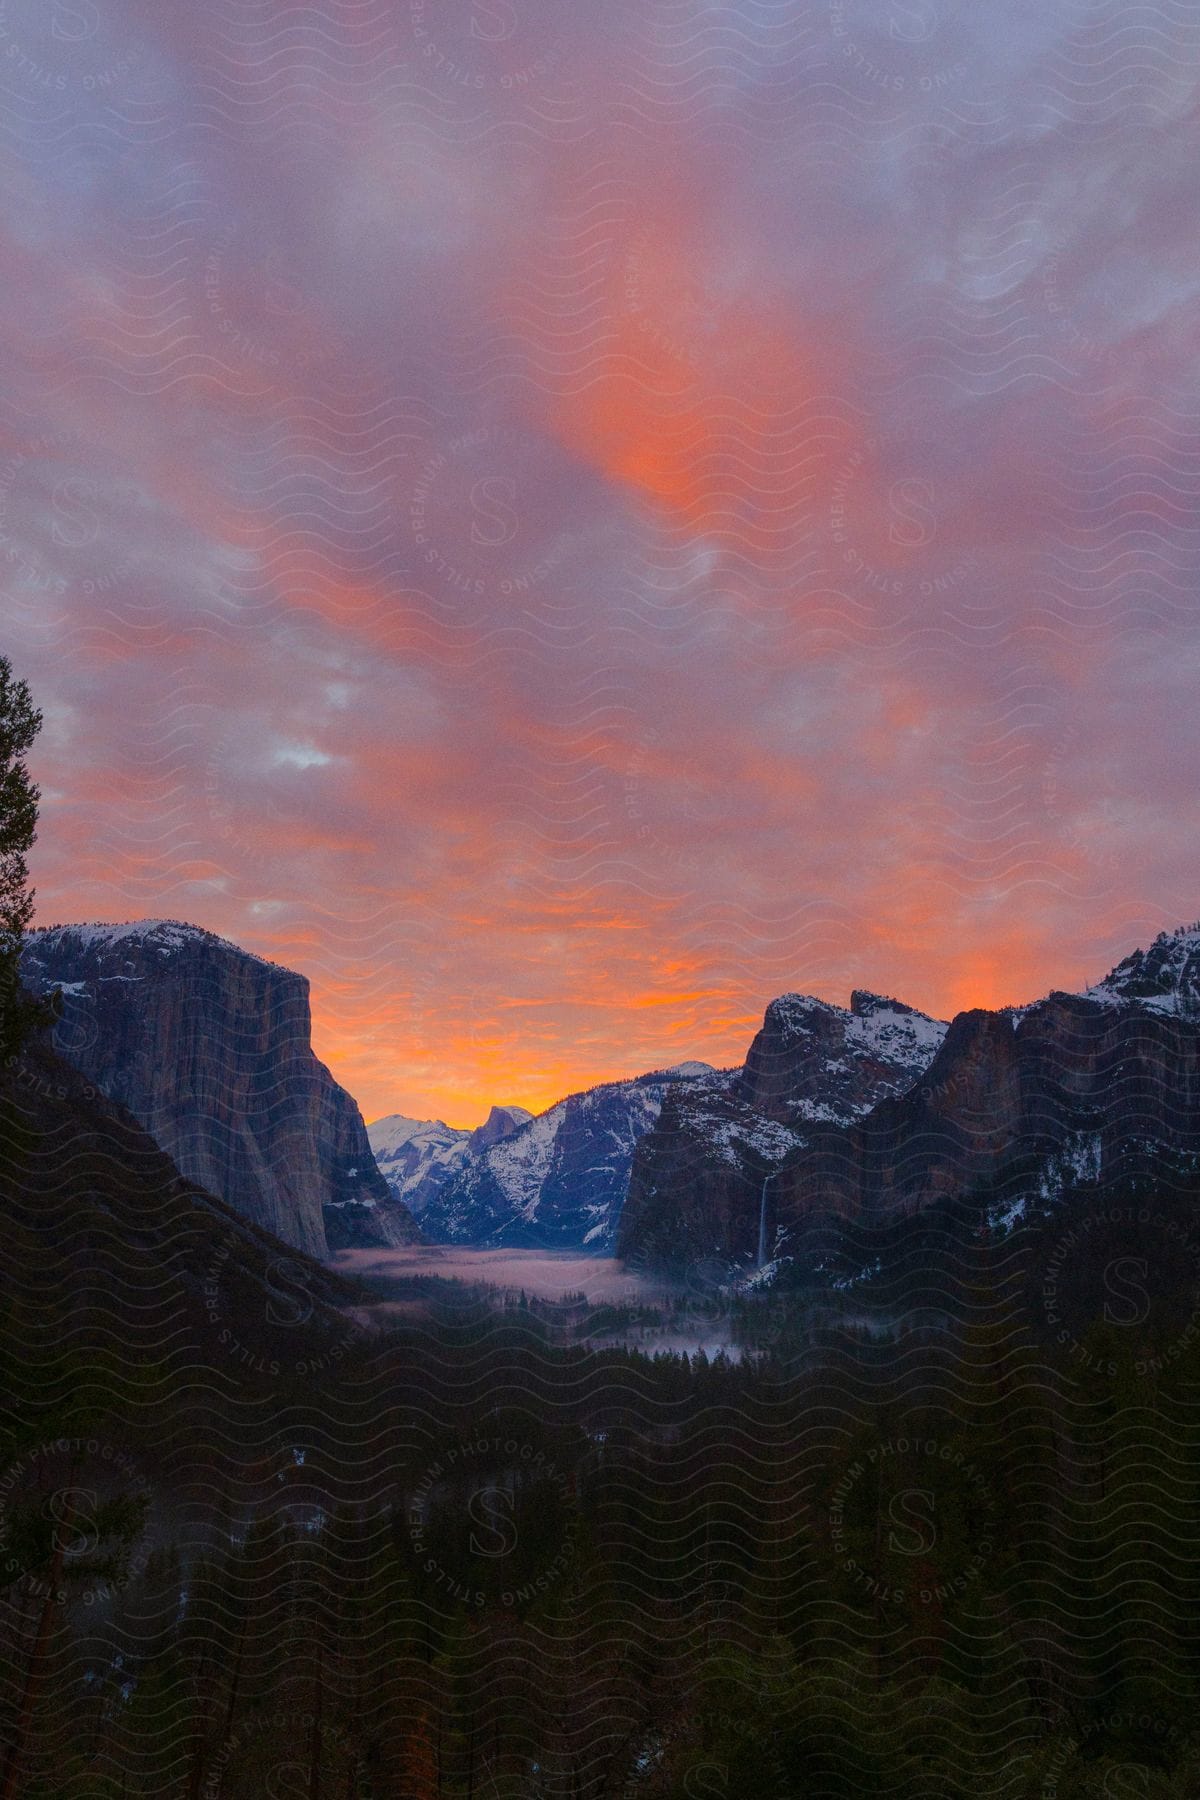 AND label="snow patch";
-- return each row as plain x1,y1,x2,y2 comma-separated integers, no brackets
1037,1133,1103,1202
25,918,275,967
